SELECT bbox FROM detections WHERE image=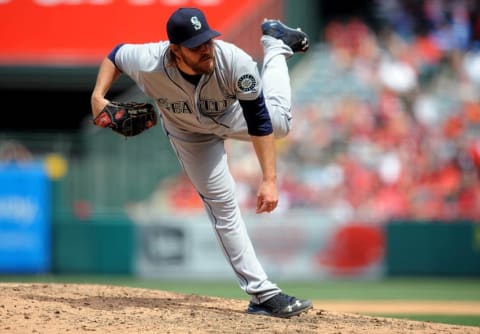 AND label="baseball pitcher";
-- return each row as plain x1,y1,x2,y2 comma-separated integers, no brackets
91,7,312,318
